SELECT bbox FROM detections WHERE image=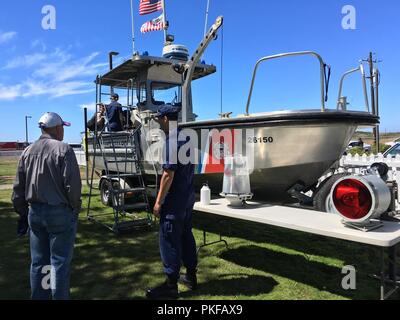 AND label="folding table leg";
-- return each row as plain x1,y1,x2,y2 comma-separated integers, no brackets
381,247,385,300
197,220,229,255
379,245,400,300
388,246,397,282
